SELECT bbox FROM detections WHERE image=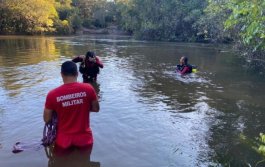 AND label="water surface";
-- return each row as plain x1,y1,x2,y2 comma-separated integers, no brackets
0,35,265,167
